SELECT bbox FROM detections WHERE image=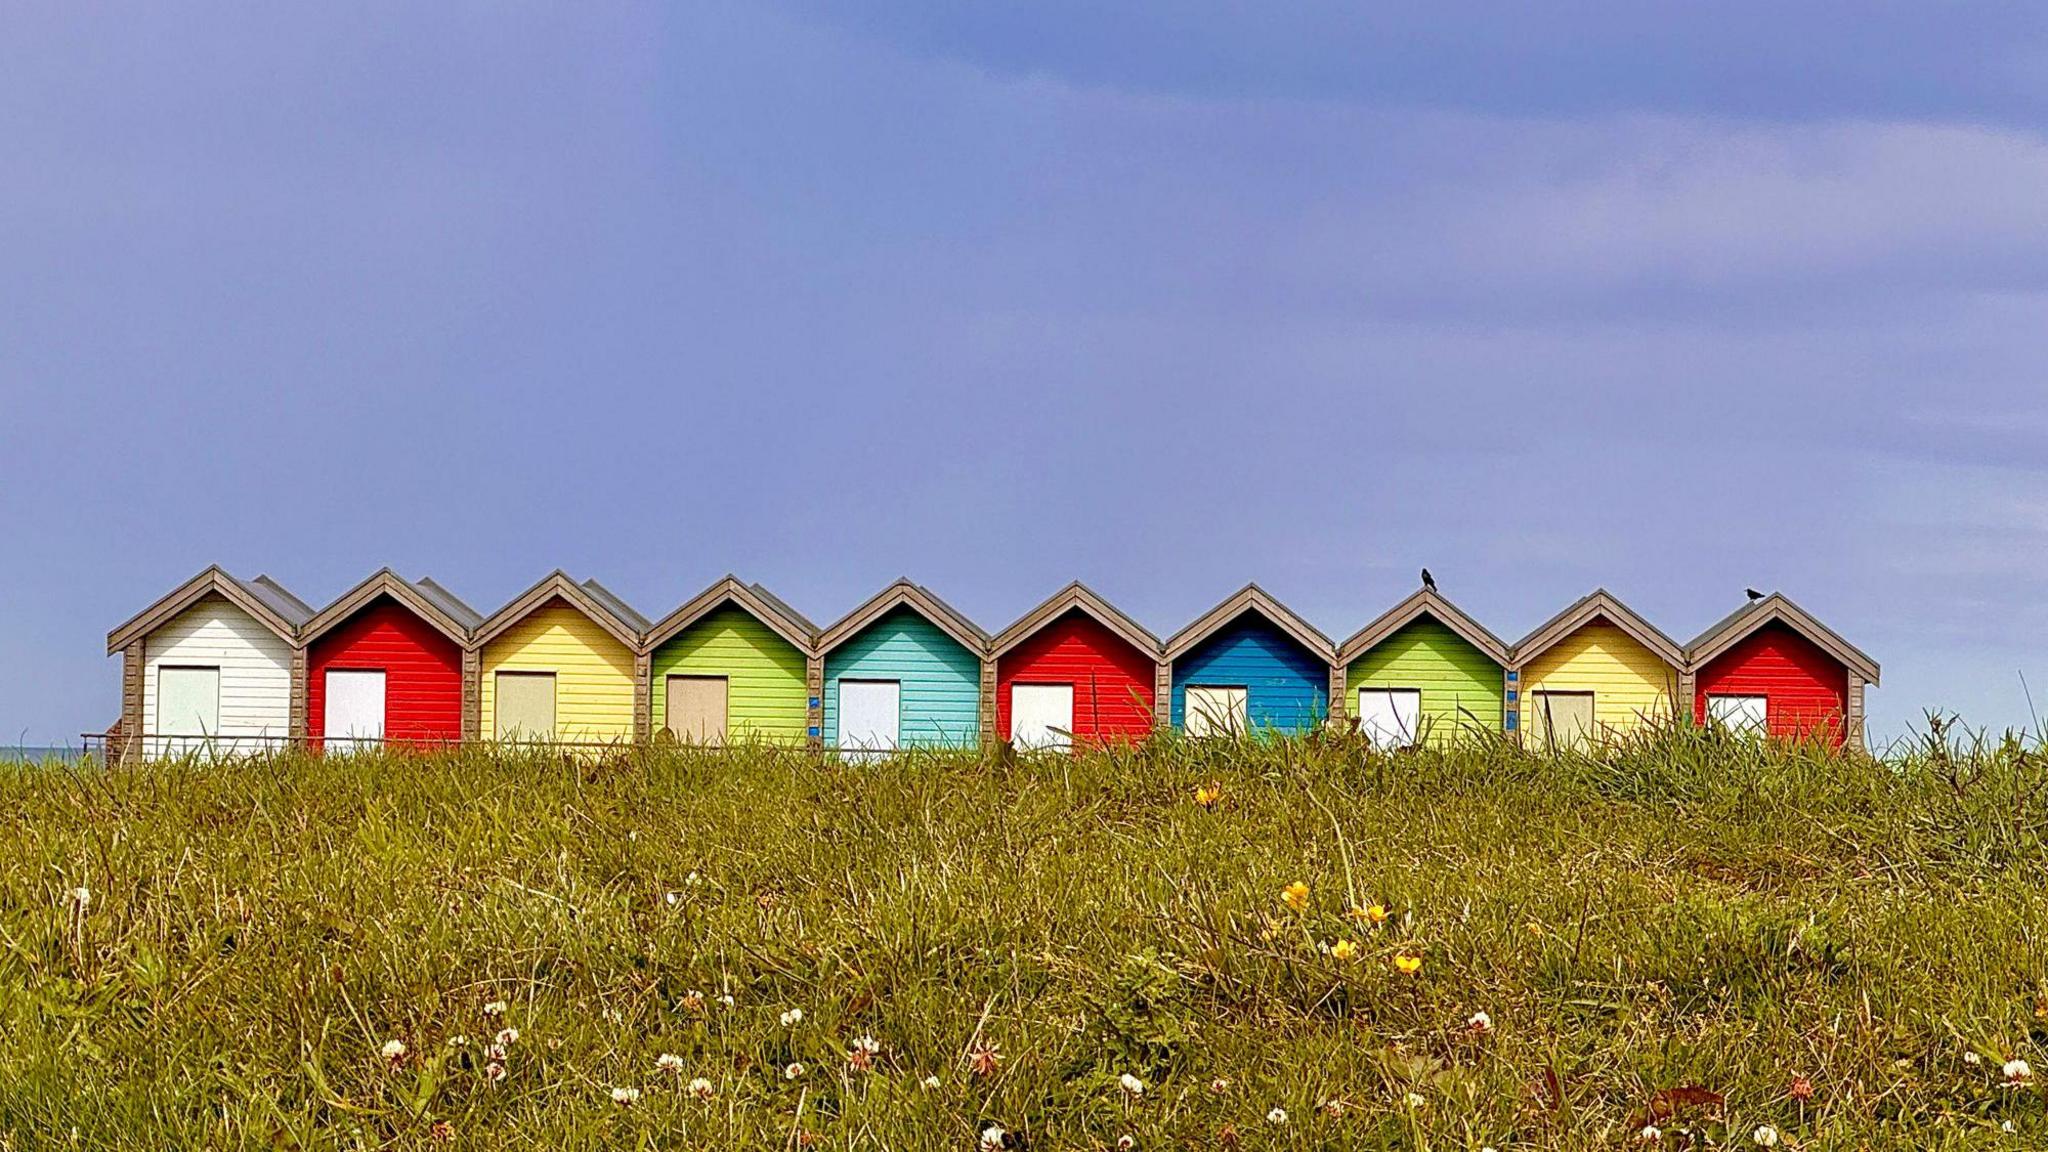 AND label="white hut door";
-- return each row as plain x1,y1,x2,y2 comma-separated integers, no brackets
839,680,900,761
1011,683,1074,751
325,670,386,749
